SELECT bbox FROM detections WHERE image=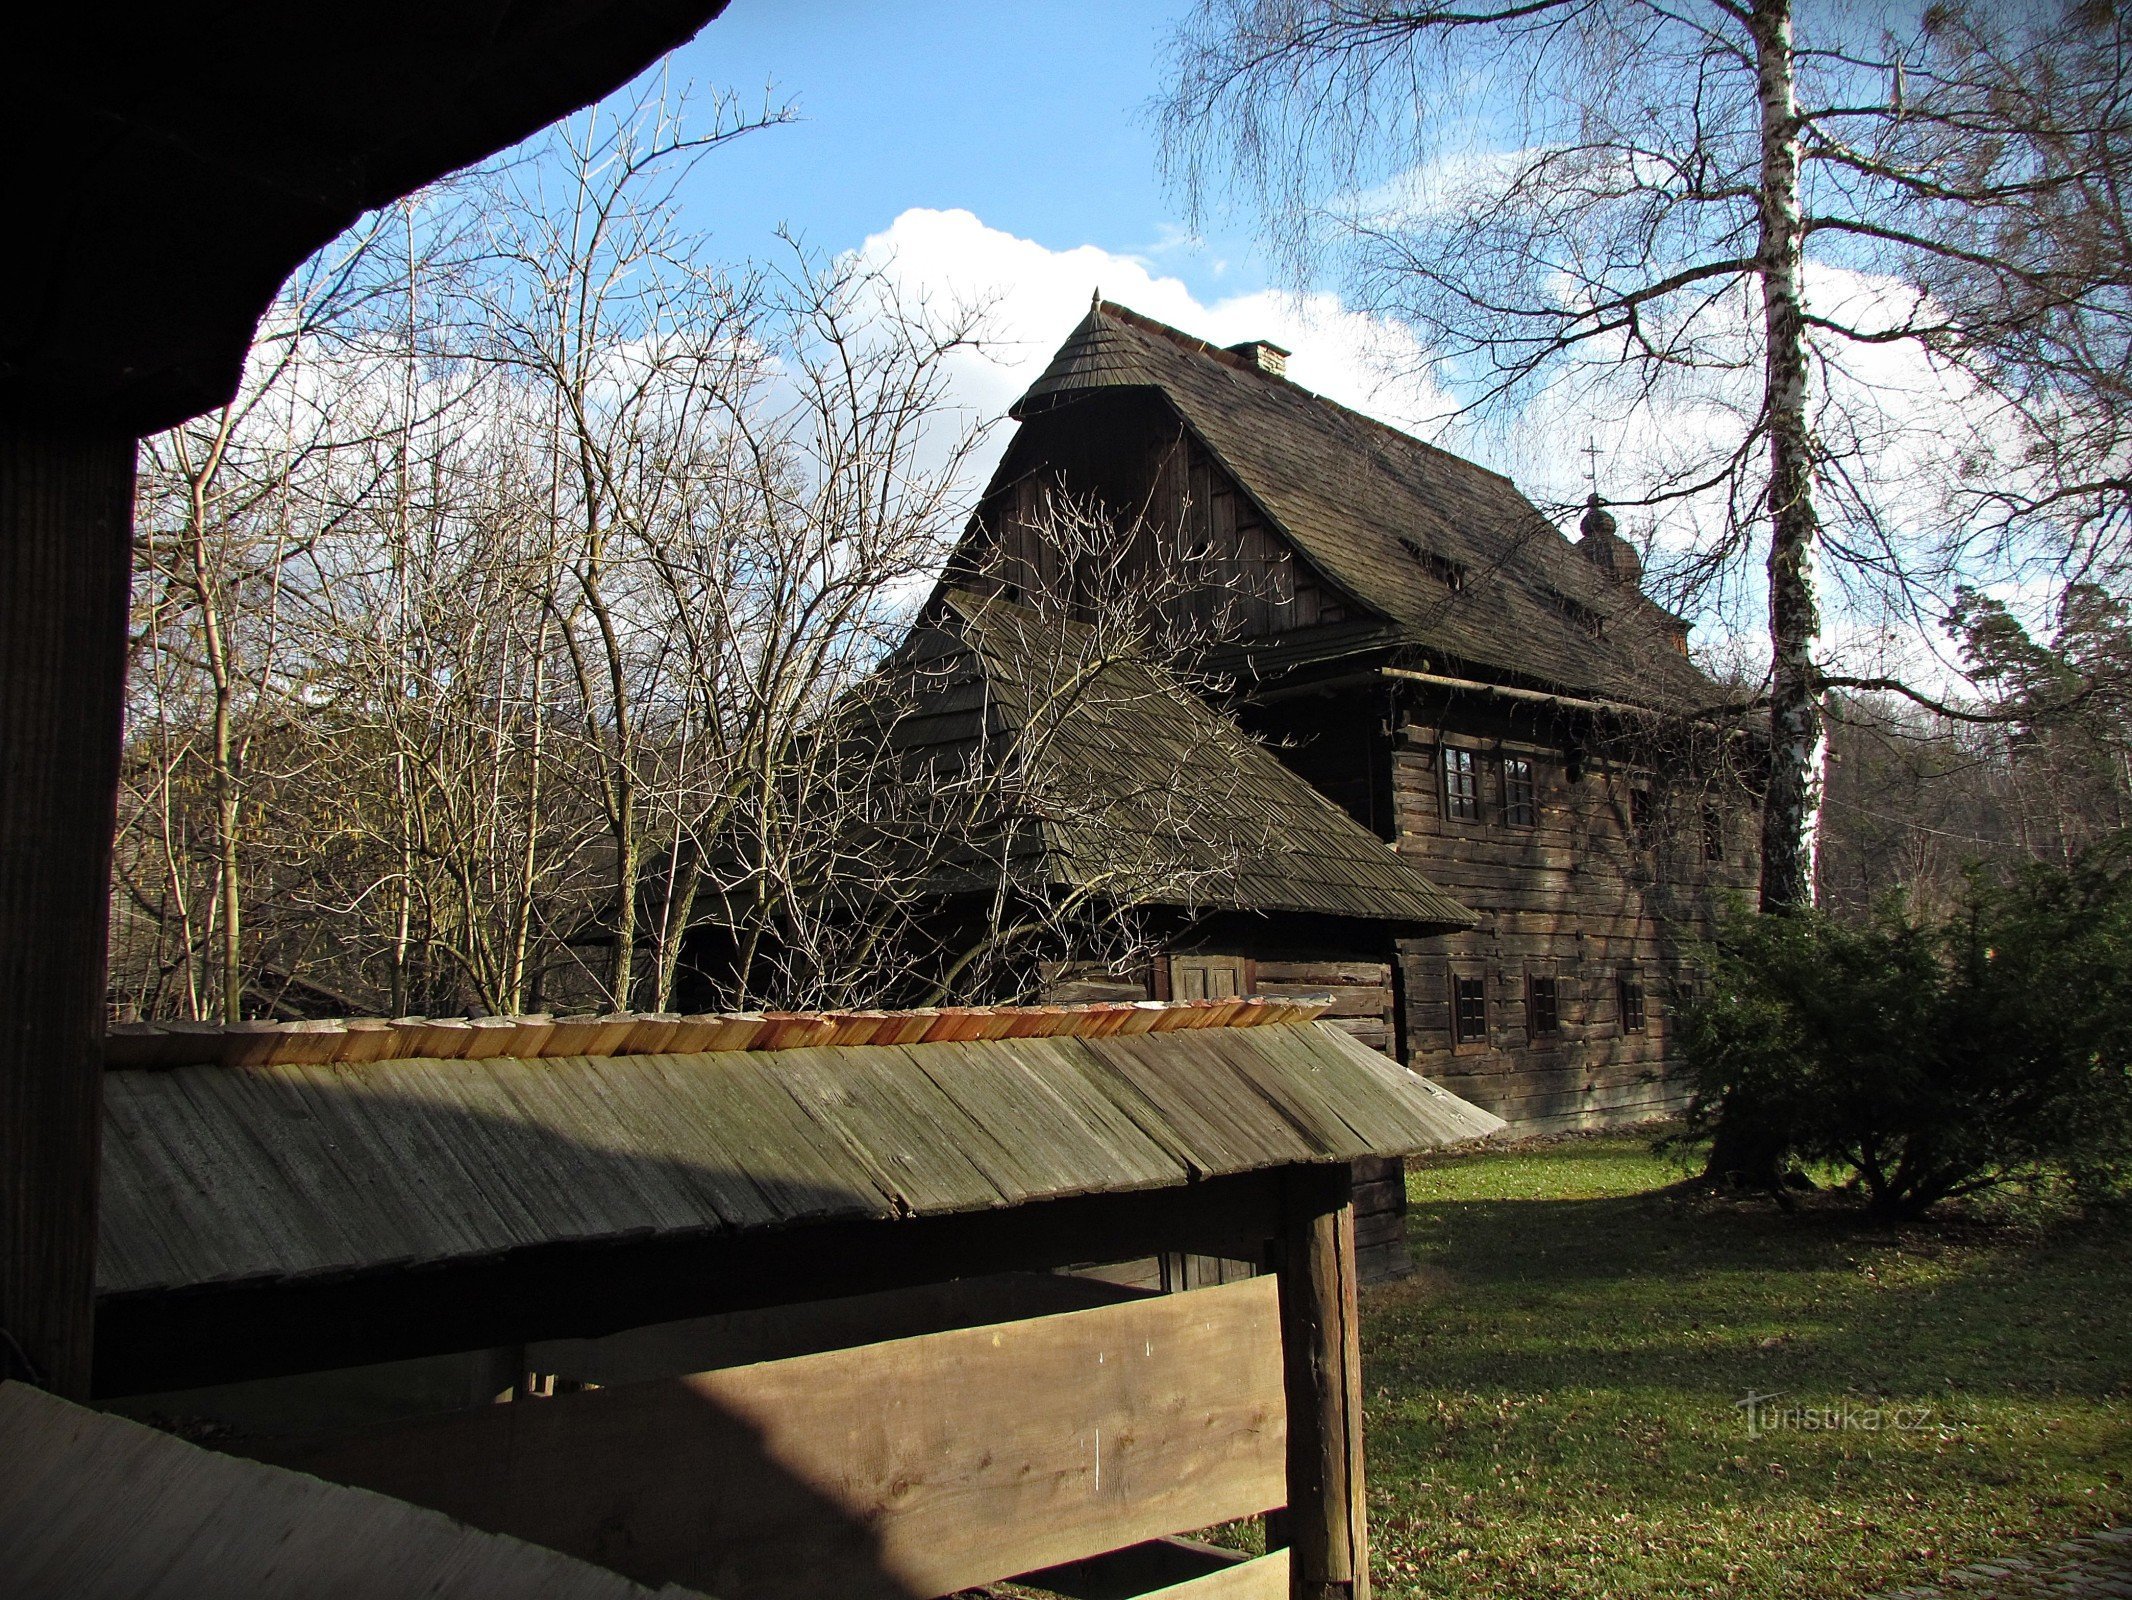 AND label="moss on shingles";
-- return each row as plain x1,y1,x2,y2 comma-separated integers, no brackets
1362,1137,2132,1599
